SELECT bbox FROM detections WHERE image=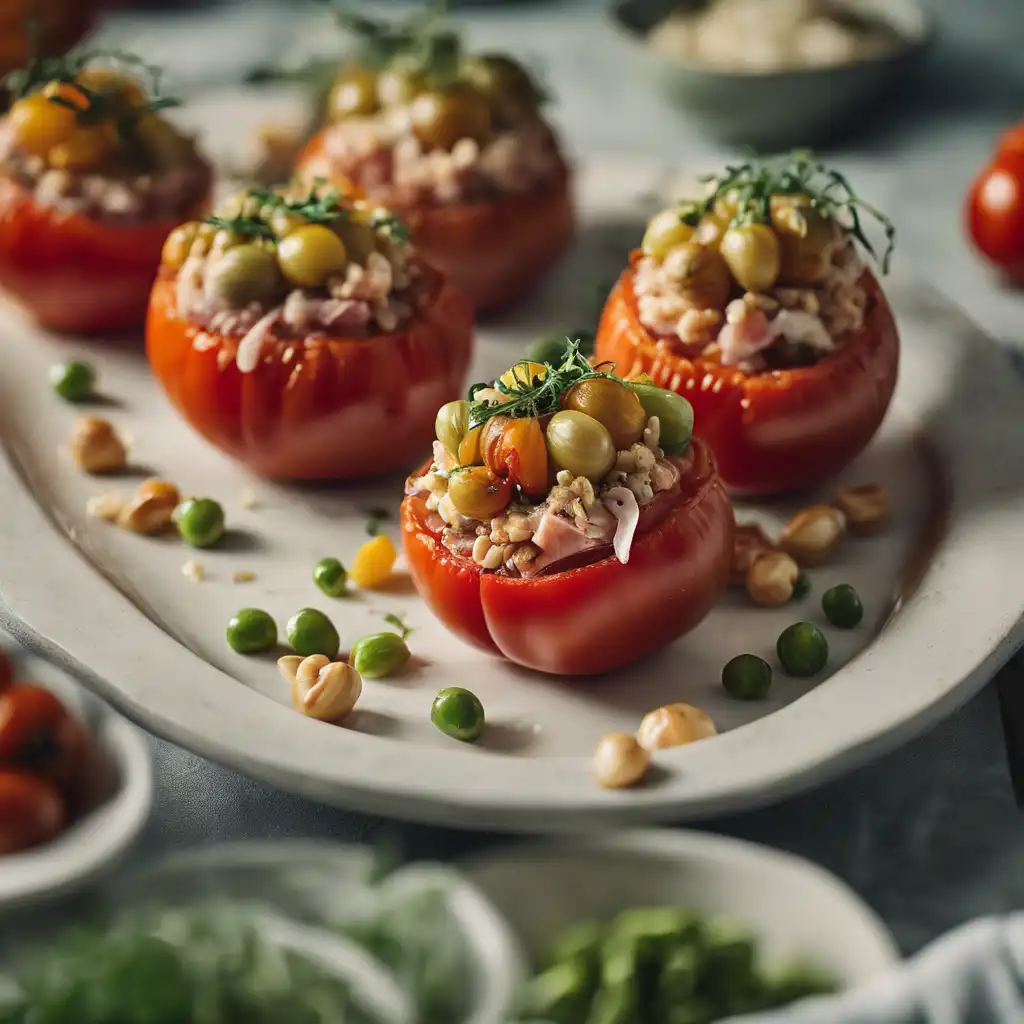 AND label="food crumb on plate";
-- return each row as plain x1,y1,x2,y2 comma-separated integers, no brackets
181,560,205,582
232,570,256,583
238,487,257,509
86,492,124,522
